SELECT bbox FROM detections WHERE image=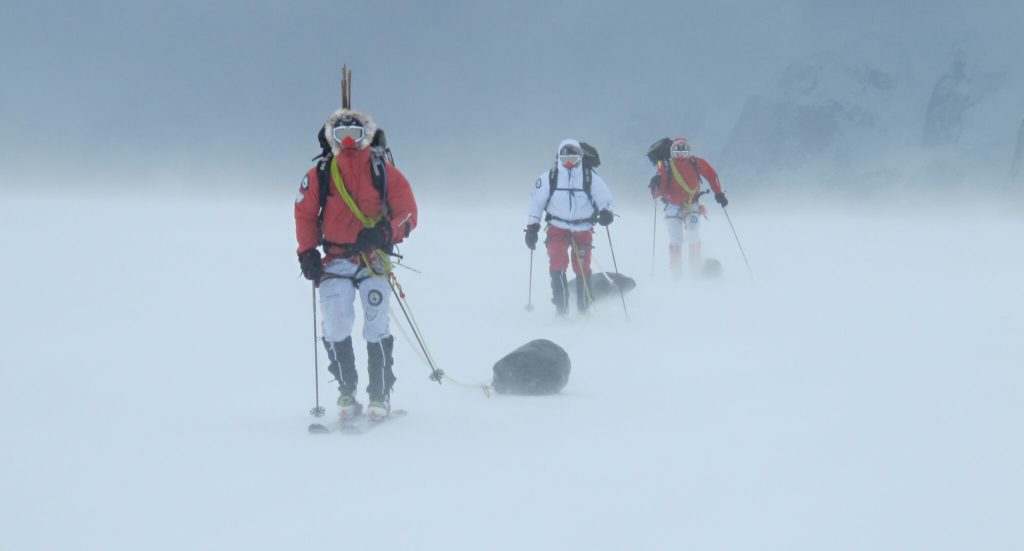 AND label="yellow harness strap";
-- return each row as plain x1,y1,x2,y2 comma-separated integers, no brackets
330,157,387,229
669,159,700,208
330,158,392,276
